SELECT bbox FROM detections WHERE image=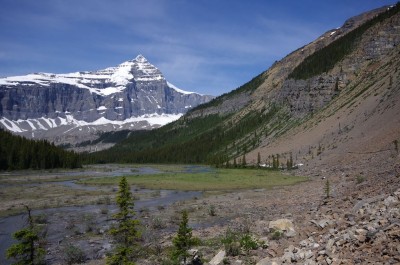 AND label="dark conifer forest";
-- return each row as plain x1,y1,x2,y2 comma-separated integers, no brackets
0,129,81,170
